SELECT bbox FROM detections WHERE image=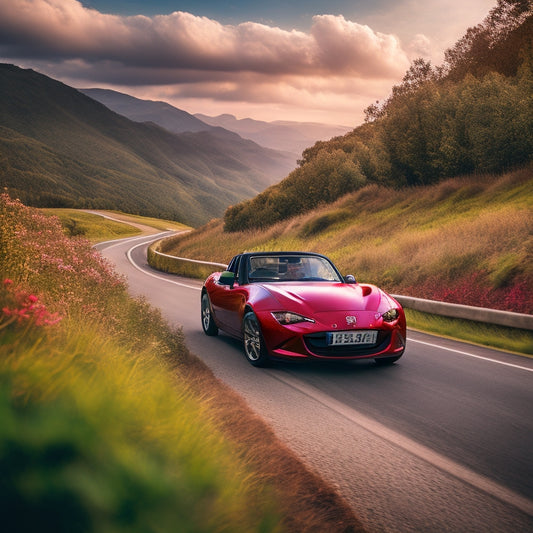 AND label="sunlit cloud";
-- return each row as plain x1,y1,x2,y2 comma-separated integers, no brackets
0,0,426,124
